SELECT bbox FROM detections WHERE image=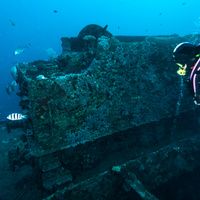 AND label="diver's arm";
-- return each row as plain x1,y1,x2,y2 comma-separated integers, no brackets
193,63,200,105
